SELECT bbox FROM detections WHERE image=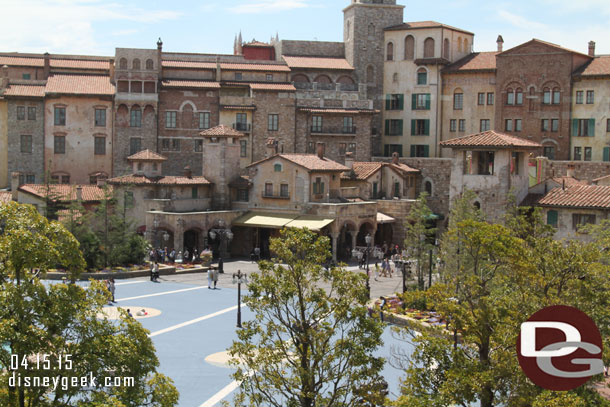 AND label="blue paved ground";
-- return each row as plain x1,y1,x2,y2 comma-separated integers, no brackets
105,278,412,407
